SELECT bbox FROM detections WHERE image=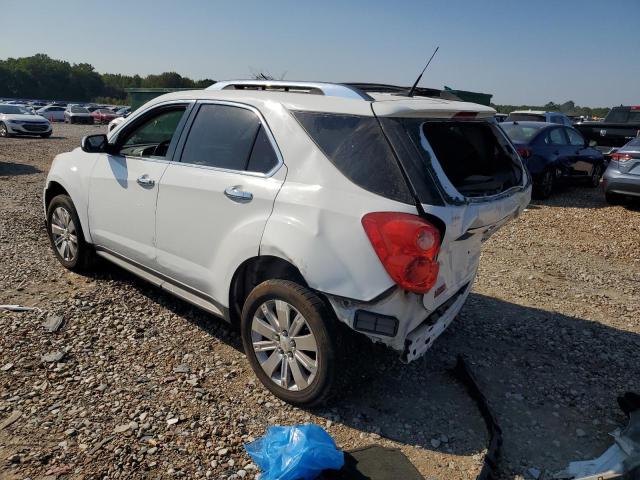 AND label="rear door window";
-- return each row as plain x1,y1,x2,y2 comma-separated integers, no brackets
545,128,568,145
180,103,279,174
566,128,585,146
